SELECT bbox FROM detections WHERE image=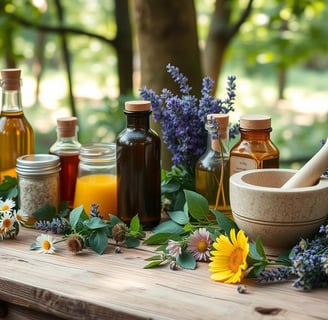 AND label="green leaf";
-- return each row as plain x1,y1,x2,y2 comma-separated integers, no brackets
0,176,17,191
177,251,197,270
247,264,266,278
167,210,189,225
152,220,184,235
210,209,239,235
125,236,140,248
32,205,57,220
144,232,174,245
89,230,108,254
248,242,265,262
255,237,266,258
69,205,86,229
144,260,166,269
184,189,209,220
130,215,141,232
30,242,38,250
161,180,181,194
144,255,163,261
84,217,108,230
